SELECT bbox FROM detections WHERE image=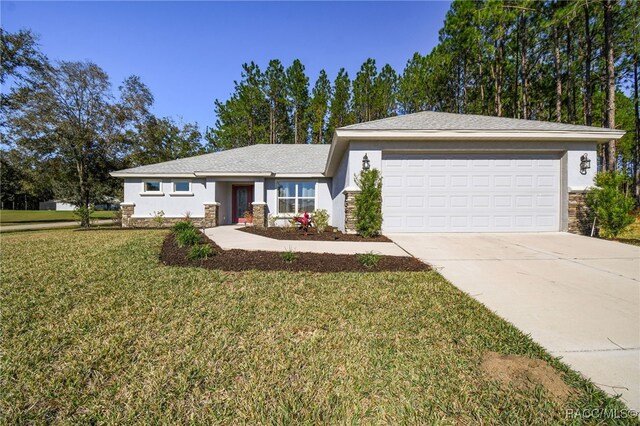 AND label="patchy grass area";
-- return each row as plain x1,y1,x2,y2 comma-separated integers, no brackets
615,214,640,246
1,230,633,424
0,209,115,225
